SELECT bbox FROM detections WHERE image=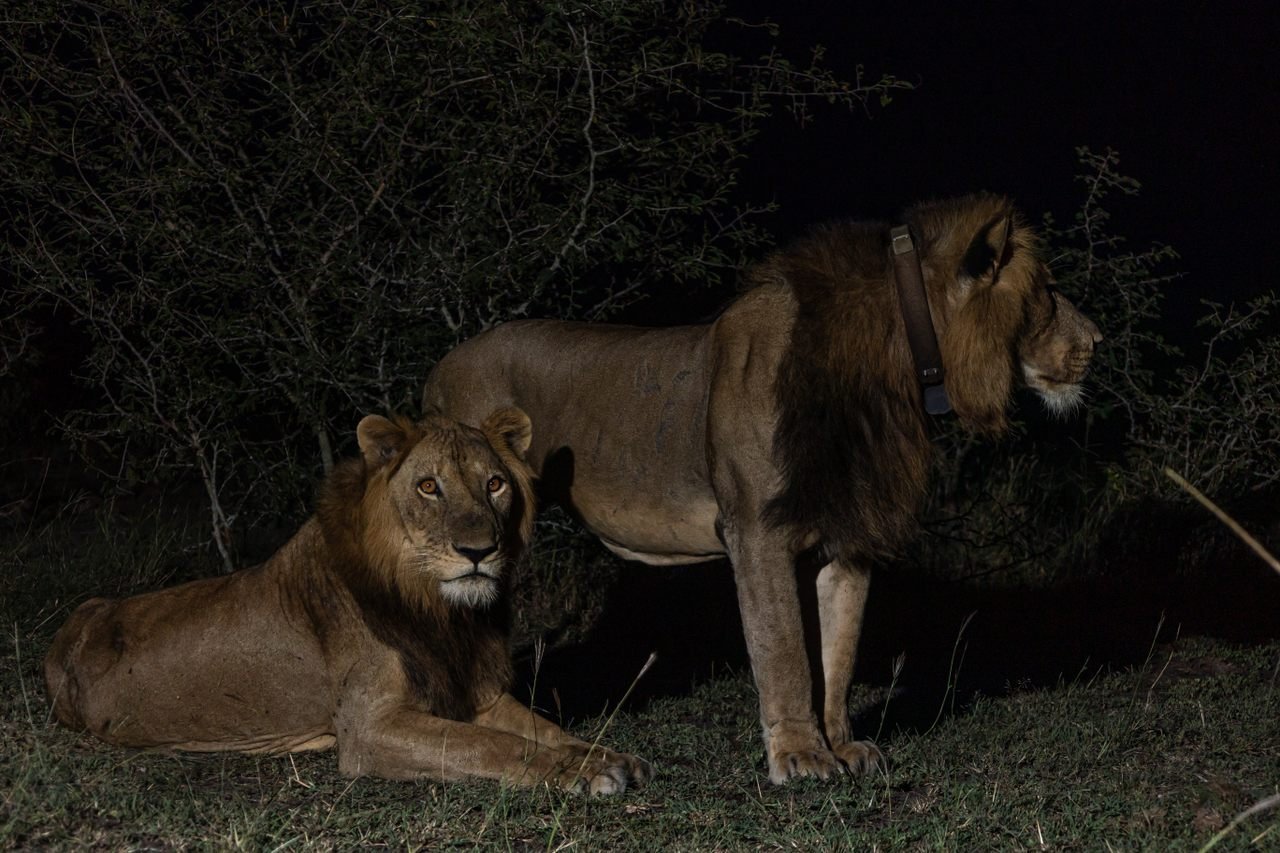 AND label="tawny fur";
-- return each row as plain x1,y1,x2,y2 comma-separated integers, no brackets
44,410,650,793
422,192,1101,784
